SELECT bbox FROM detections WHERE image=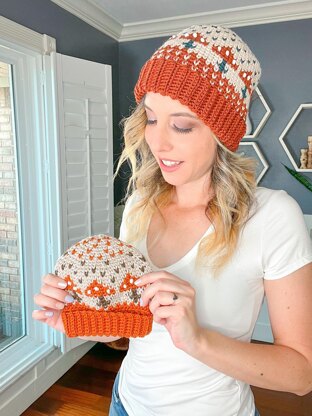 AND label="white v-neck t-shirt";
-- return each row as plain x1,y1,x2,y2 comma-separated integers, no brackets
117,187,312,416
